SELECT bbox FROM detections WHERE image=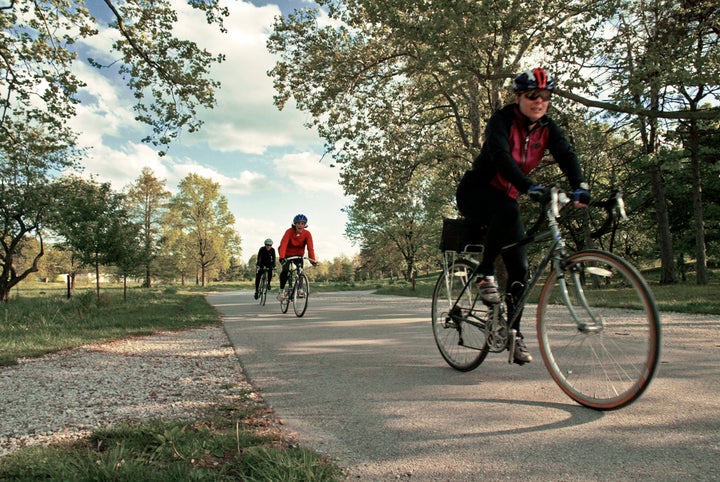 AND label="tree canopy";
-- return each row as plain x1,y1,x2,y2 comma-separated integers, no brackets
268,0,720,283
